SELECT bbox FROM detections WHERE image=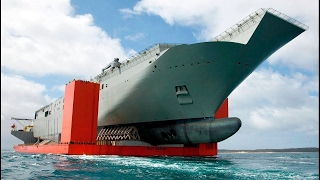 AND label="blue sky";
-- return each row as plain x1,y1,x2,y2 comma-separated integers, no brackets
1,0,319,150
